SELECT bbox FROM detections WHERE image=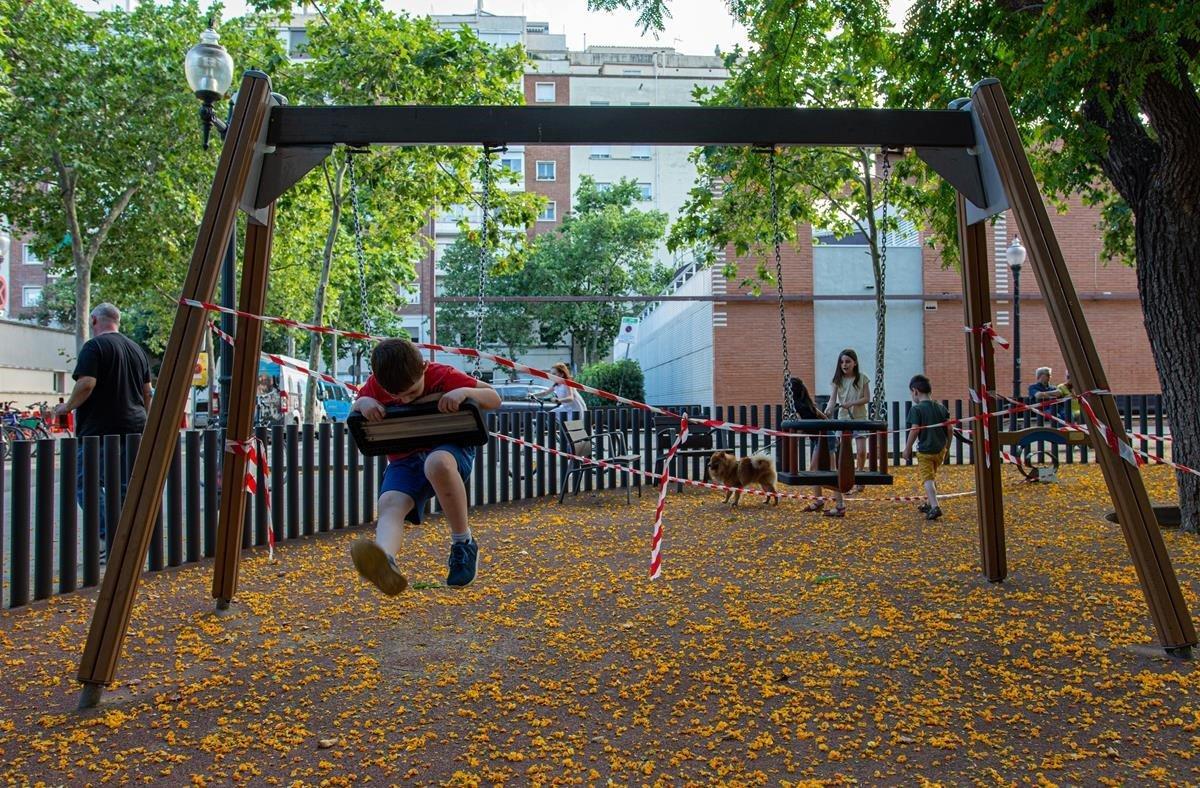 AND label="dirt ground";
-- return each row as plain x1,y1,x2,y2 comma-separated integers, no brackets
1,464,1199,785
